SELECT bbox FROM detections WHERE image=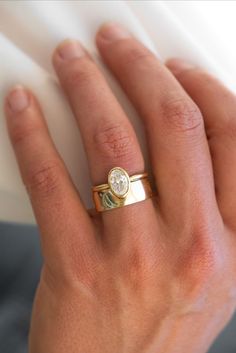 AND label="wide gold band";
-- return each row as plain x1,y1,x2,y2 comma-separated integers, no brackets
92,168,153,212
